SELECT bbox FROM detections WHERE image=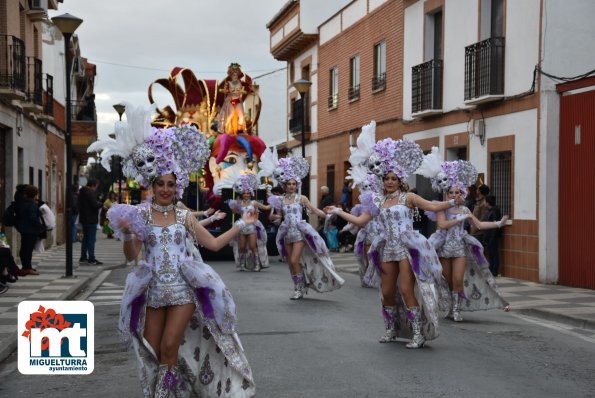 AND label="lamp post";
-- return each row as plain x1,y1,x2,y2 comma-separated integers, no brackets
52,13,83,278
292,78,311,197
113,104,125,203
